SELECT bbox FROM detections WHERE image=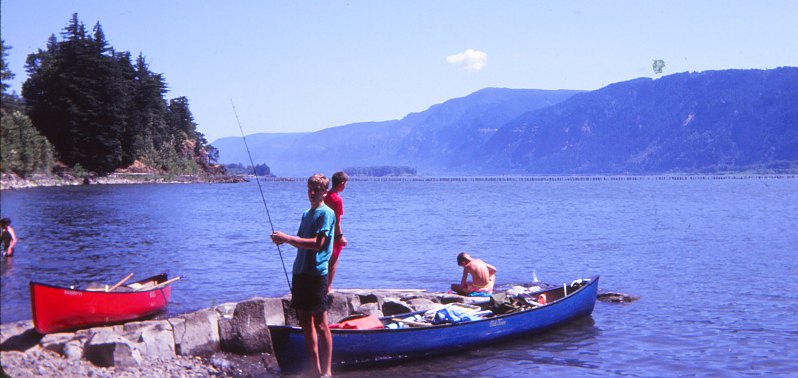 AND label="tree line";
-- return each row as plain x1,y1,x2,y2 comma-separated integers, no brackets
223,163,272,177
1,14,218,177
344,166,417,177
